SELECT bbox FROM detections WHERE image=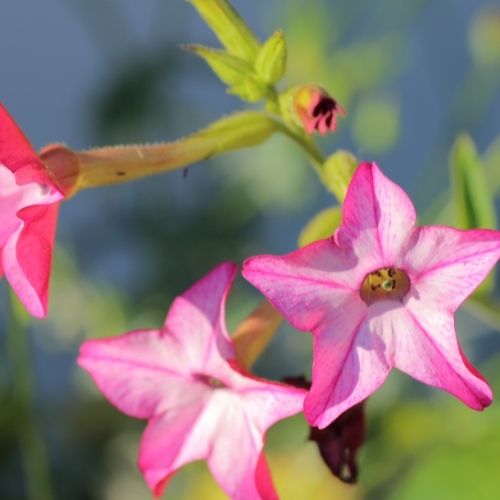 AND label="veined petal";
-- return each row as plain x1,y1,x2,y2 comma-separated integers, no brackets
2,203,59,318
337,162,416,267
78,329,200,419
139,397,211,496
243,239,363,332
305,300,394,429
204,391,278,500
402,226,500,311
165,262,237,367
241,378,306,433
143,390,279,499
140,374,302,498
395,298,492,409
